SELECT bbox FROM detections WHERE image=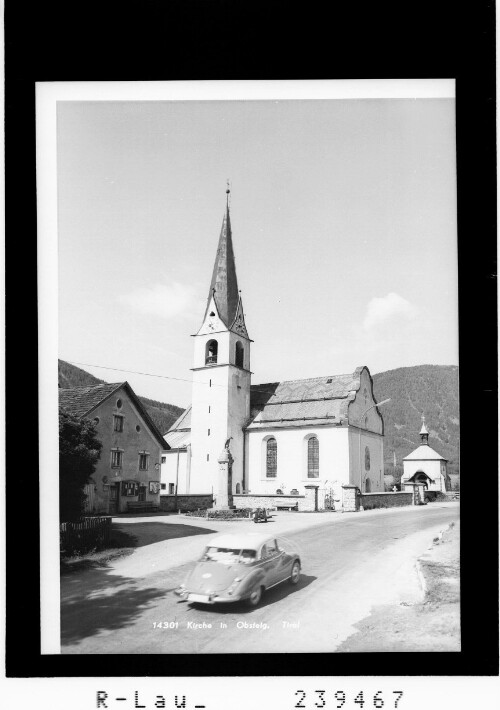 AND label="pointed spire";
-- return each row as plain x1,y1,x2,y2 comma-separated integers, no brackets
420,414,429,445
204,186,240,328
